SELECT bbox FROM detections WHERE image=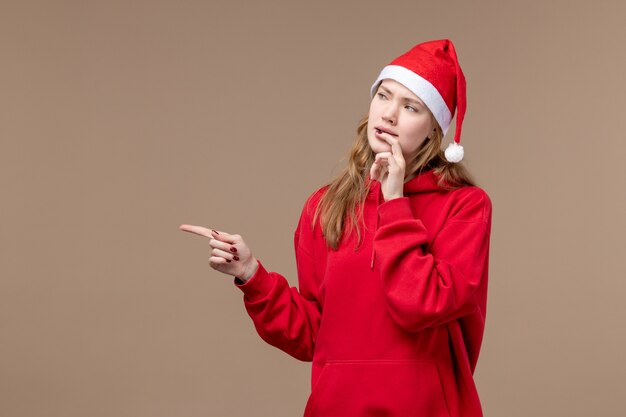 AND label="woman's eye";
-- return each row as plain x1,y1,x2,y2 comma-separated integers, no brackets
377,93,387,100
406,105,417,112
